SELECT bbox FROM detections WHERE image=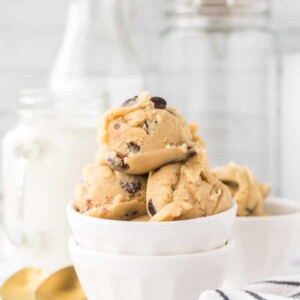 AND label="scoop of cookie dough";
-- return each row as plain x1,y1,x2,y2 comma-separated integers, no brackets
73,164,147,220
97,91,203,174
146,151,232,221
212,162,270,216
